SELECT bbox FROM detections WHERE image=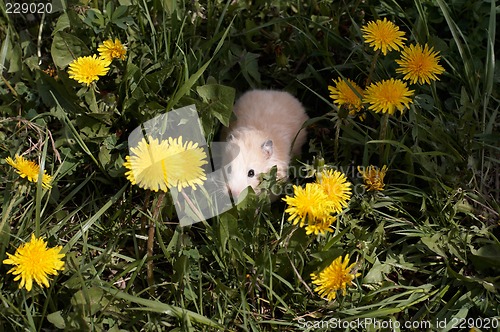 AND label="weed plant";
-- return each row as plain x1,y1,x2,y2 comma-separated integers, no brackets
0,0,499,330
